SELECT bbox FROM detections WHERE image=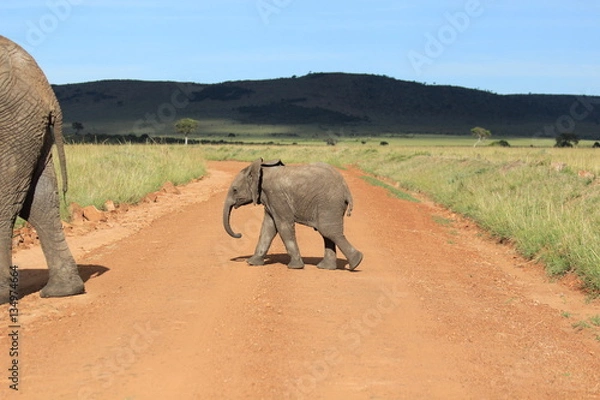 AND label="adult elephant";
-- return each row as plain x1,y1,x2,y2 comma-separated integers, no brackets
223,159,363,270
0,36,84,304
